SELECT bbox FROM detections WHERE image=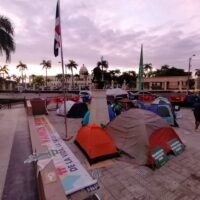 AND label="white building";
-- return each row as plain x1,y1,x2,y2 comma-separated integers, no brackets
28,64,92,90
